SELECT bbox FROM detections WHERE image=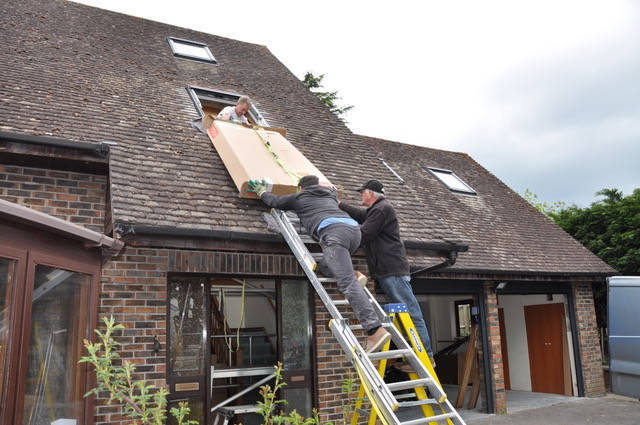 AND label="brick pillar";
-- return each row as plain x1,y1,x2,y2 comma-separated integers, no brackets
97,246,169,424
483,281,506,414
572,282,606,396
